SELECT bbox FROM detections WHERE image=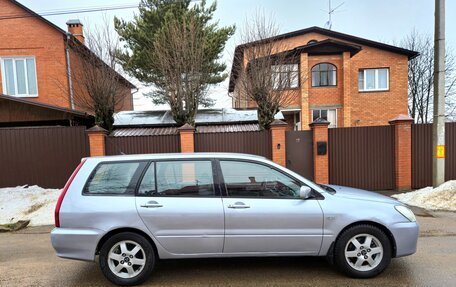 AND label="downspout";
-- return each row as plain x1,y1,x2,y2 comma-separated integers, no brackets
131,88,139,110
65,33,75,109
